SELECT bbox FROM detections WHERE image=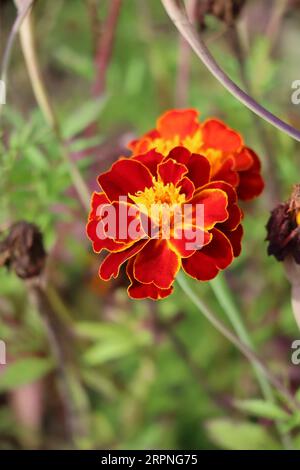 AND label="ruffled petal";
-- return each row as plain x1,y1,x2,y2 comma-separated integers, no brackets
237,148,264,201
158,158,188,185
169,227,212,258
177,176,195,200
166,146,191,165
224,224,243,258
202,119,243,153
133,239,181,289
99,239,149,281
182,228,233,281
98,158,153,202
212,157,239,187
126,259,173,300
86,192,125,253
188,188,229,229
157,109,199,139
128,130,159,154
133,149,164,176
186,153,211,189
